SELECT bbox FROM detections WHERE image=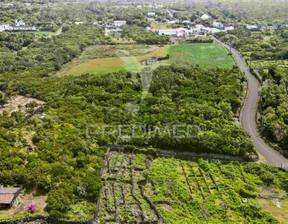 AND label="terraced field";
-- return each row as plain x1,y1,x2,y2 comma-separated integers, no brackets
96,150,285,223
247,60,288,69
96,152,161,223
